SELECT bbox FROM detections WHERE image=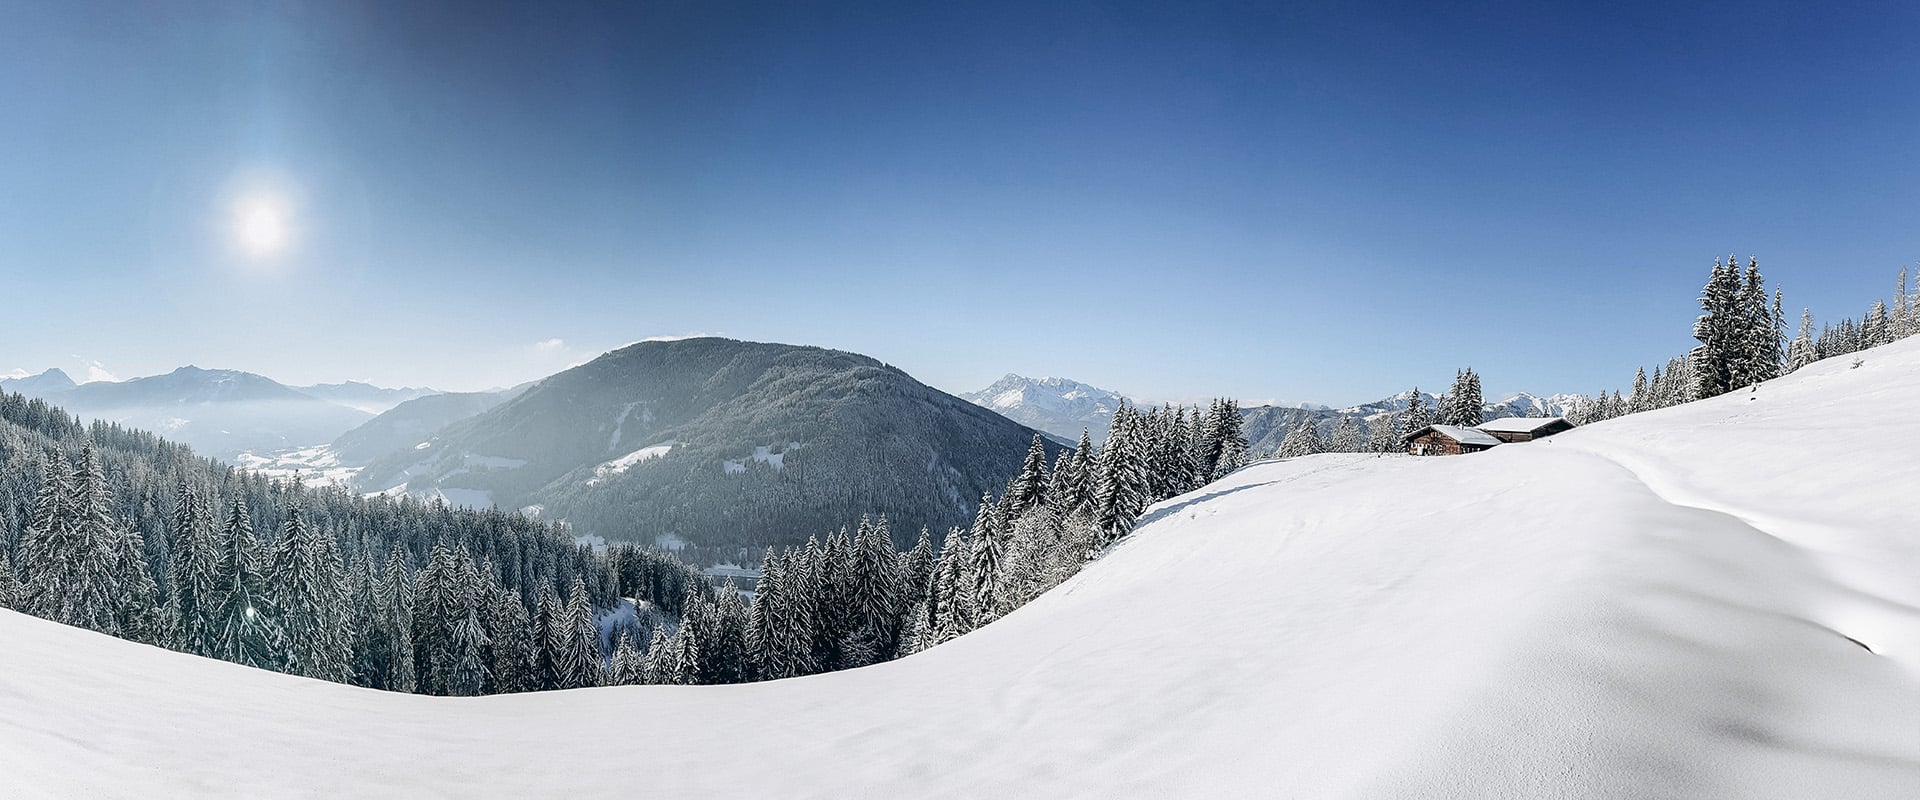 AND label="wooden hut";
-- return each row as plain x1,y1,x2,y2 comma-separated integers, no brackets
1474,416,1574,444
1403,424,1502,456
